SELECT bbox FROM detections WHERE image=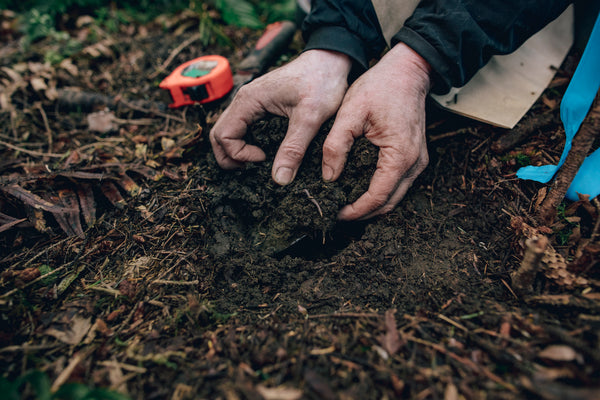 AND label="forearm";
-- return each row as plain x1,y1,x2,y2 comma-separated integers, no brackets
301,0,386,77
392,0,573,94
